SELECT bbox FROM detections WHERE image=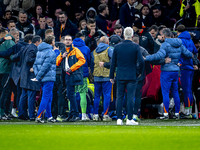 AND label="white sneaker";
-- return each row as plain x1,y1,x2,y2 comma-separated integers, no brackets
82,113,87,121
103,115,112,121
117,119,123,125
11,108,18,118
126,119,138,125
93,114,99,121
86,114,90,121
